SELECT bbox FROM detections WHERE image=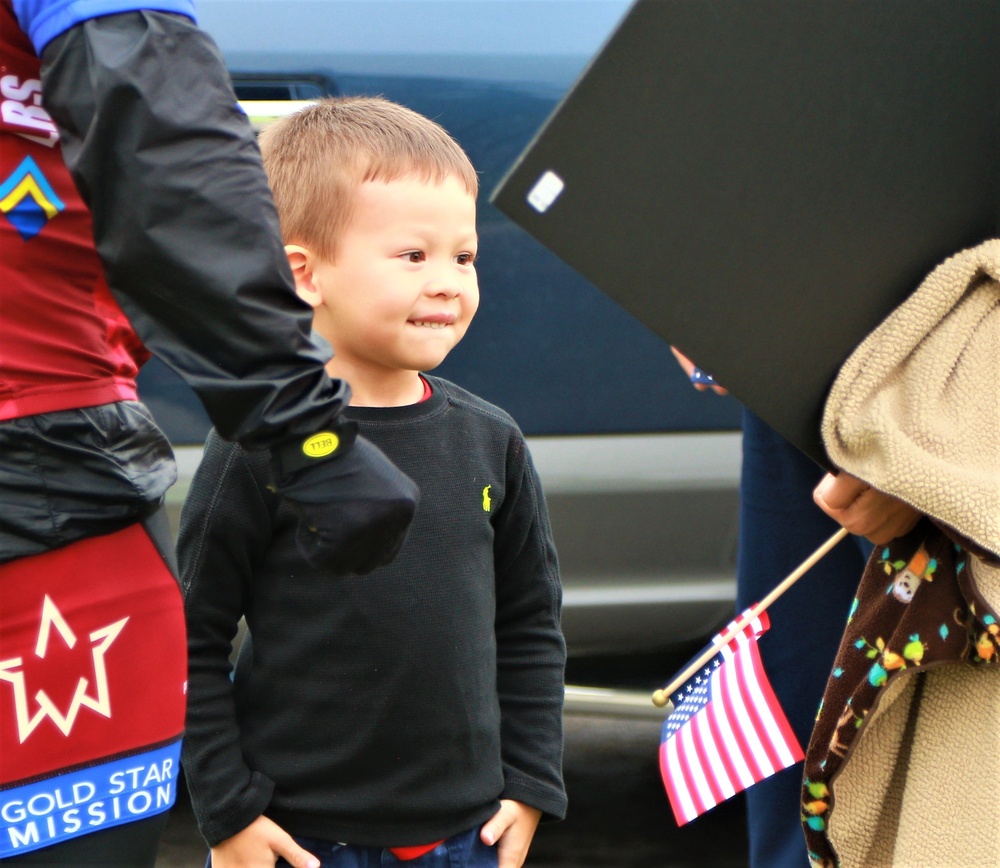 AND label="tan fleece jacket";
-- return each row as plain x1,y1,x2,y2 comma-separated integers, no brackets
803,240,1000,867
